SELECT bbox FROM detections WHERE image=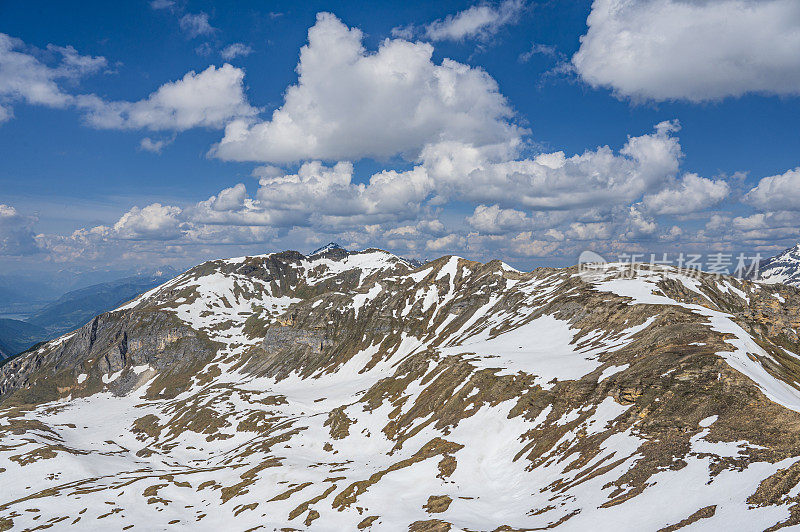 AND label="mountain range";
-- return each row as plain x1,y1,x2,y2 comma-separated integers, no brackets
0,319,46,359
1,246,800,529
